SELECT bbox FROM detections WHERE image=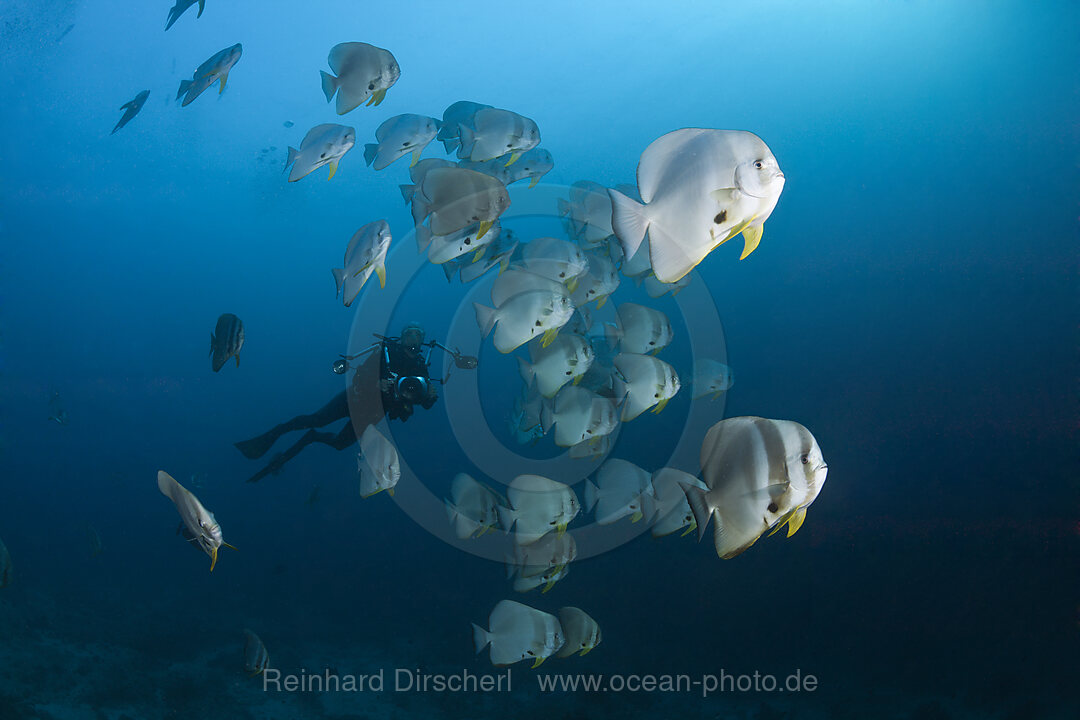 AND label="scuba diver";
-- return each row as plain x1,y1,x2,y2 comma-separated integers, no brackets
233,322,477,483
